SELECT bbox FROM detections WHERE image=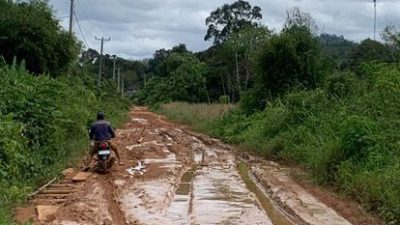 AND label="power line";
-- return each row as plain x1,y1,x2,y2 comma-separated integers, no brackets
74,12,90,48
